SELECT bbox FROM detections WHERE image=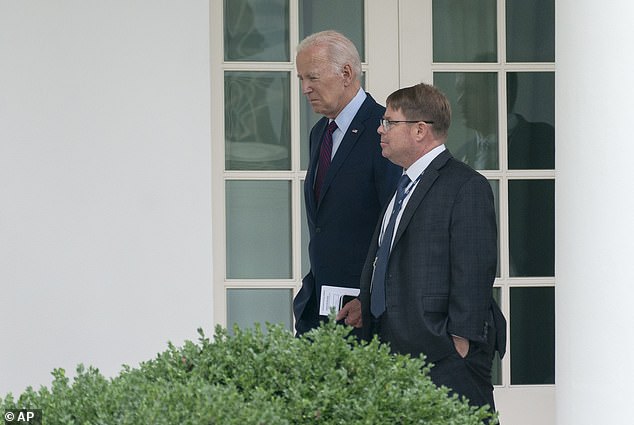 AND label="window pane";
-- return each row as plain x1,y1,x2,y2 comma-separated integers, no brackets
298,0,365,60
433,0,496,63
509,180,555,277
510,287,555,385
225,72,291,170
227,288,293,332
507,72,555,169
506,0,555,62
224,0,289,61
226,180,291,278
435,72,499,170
